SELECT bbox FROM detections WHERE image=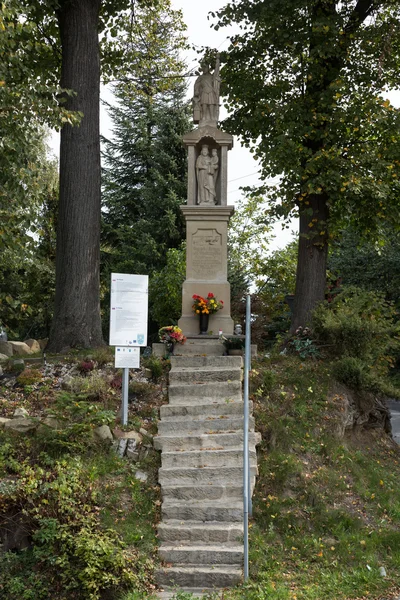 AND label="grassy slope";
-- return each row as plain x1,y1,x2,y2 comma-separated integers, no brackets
1,351,400,600
224,355,400,600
